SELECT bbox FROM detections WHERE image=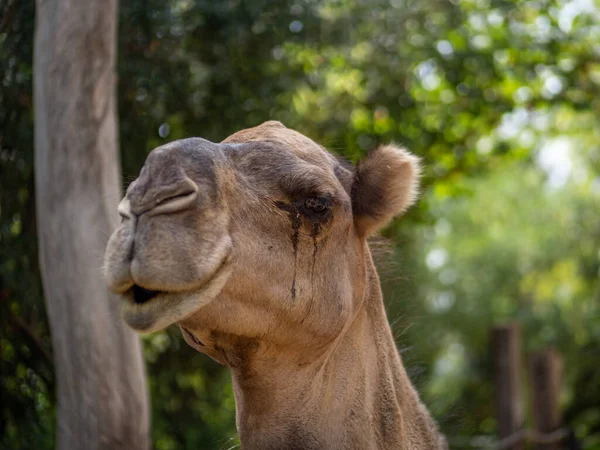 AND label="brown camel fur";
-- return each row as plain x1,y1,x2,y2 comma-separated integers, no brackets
104,121,447,449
